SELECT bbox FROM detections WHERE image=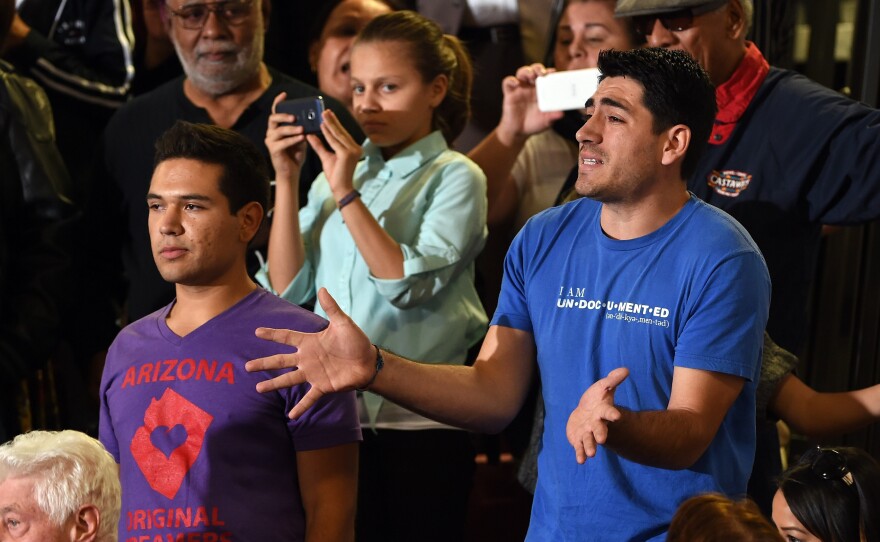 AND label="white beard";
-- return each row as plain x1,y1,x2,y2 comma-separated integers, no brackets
175,32,265,97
